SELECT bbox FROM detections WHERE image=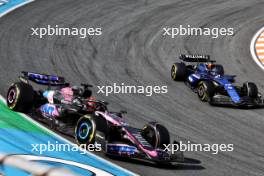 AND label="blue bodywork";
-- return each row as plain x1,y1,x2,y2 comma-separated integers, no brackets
106,144,137,155
187,63,240,103
21,71,66,86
